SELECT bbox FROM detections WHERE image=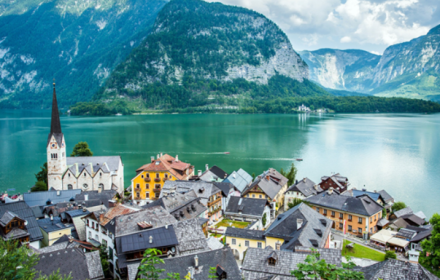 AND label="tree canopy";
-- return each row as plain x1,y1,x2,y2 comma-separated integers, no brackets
392,201,407,213
31,162,48,192
280,163,297,186
420,213,440,277
70,142,93,157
